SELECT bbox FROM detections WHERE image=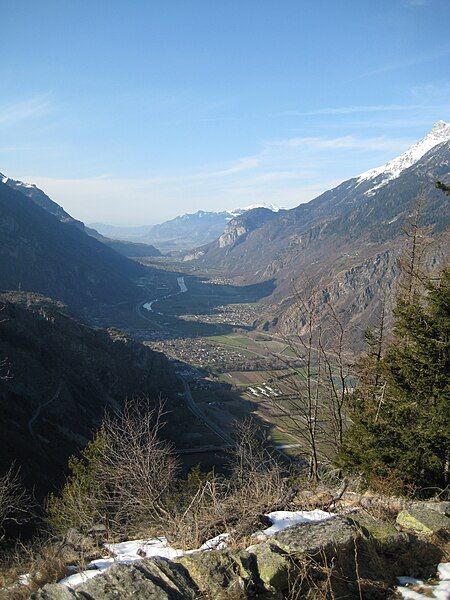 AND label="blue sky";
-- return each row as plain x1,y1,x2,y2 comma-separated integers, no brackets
1,0,450,225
